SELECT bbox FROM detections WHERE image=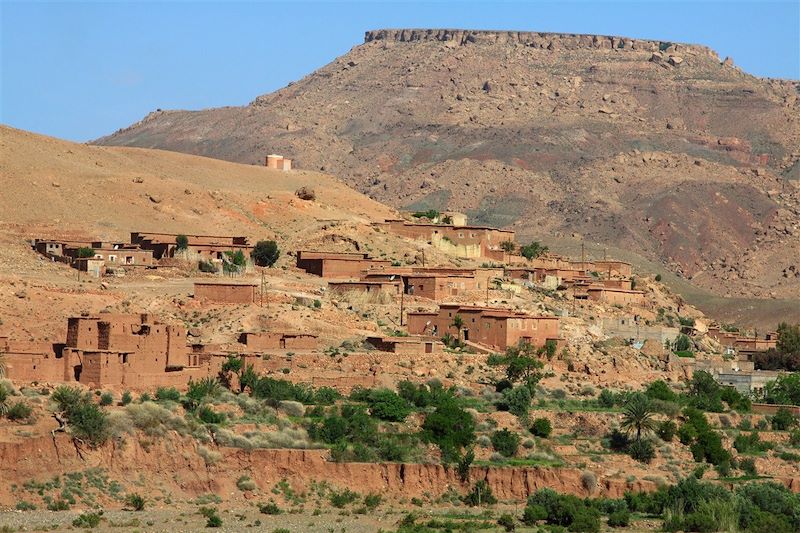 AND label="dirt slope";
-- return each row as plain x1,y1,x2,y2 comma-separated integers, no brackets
95,29,800,320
